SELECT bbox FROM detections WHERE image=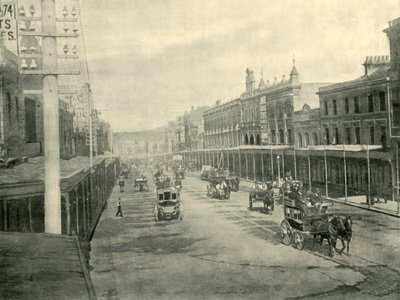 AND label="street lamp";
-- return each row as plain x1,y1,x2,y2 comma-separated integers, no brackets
277,155,281,187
